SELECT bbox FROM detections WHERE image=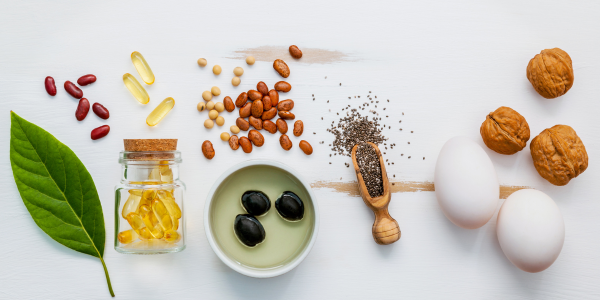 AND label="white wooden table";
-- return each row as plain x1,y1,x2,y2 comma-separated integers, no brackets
1,1,599,299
